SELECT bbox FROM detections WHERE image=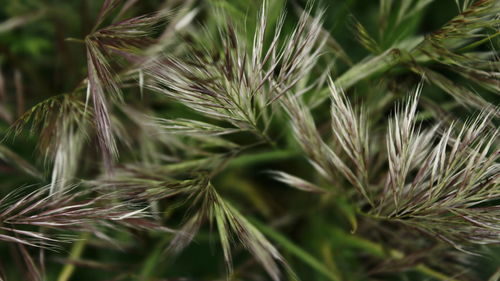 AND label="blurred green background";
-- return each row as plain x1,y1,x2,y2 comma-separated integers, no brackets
0,0,498,280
